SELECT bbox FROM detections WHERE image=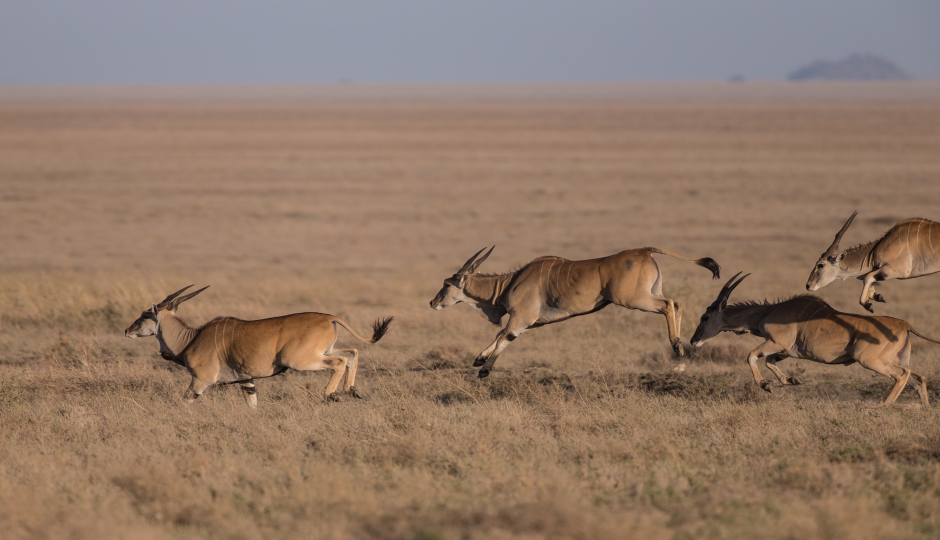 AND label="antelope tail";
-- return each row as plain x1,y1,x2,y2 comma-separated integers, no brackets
333,317,394,344
648,248,721,279
910,328,940,345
